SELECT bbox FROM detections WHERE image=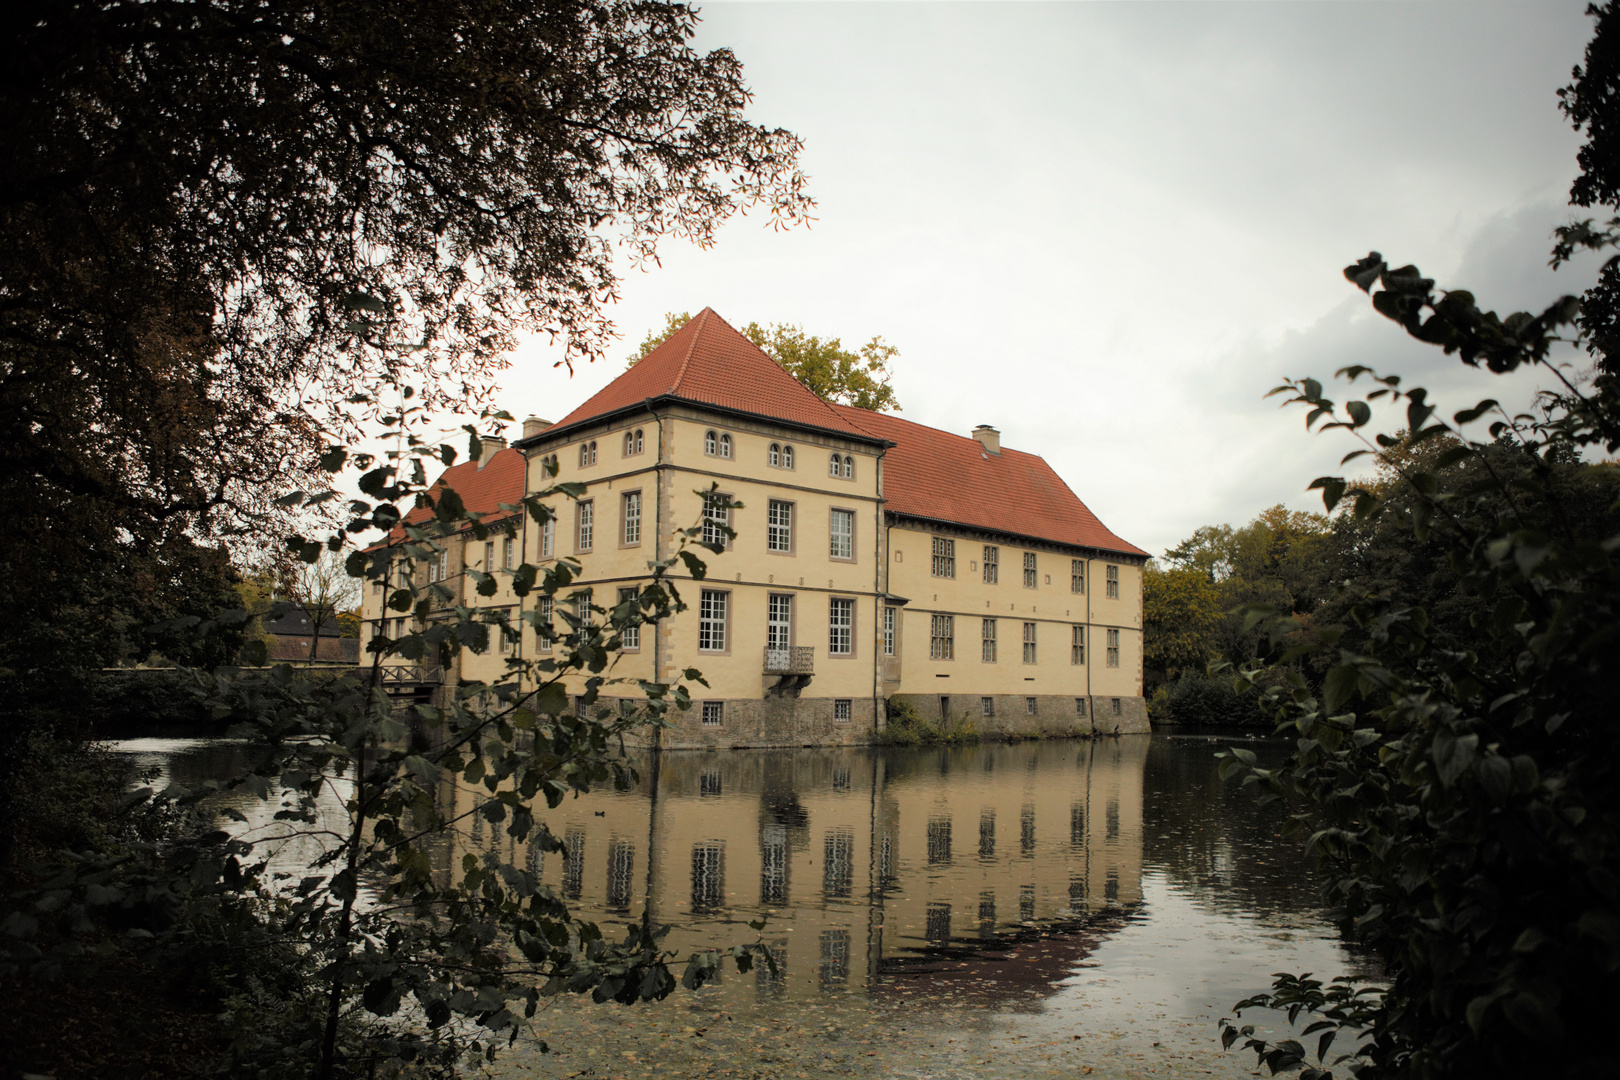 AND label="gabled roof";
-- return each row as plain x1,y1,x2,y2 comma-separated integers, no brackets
383,445,527,543
520,308,884,445
834,407,1148,558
